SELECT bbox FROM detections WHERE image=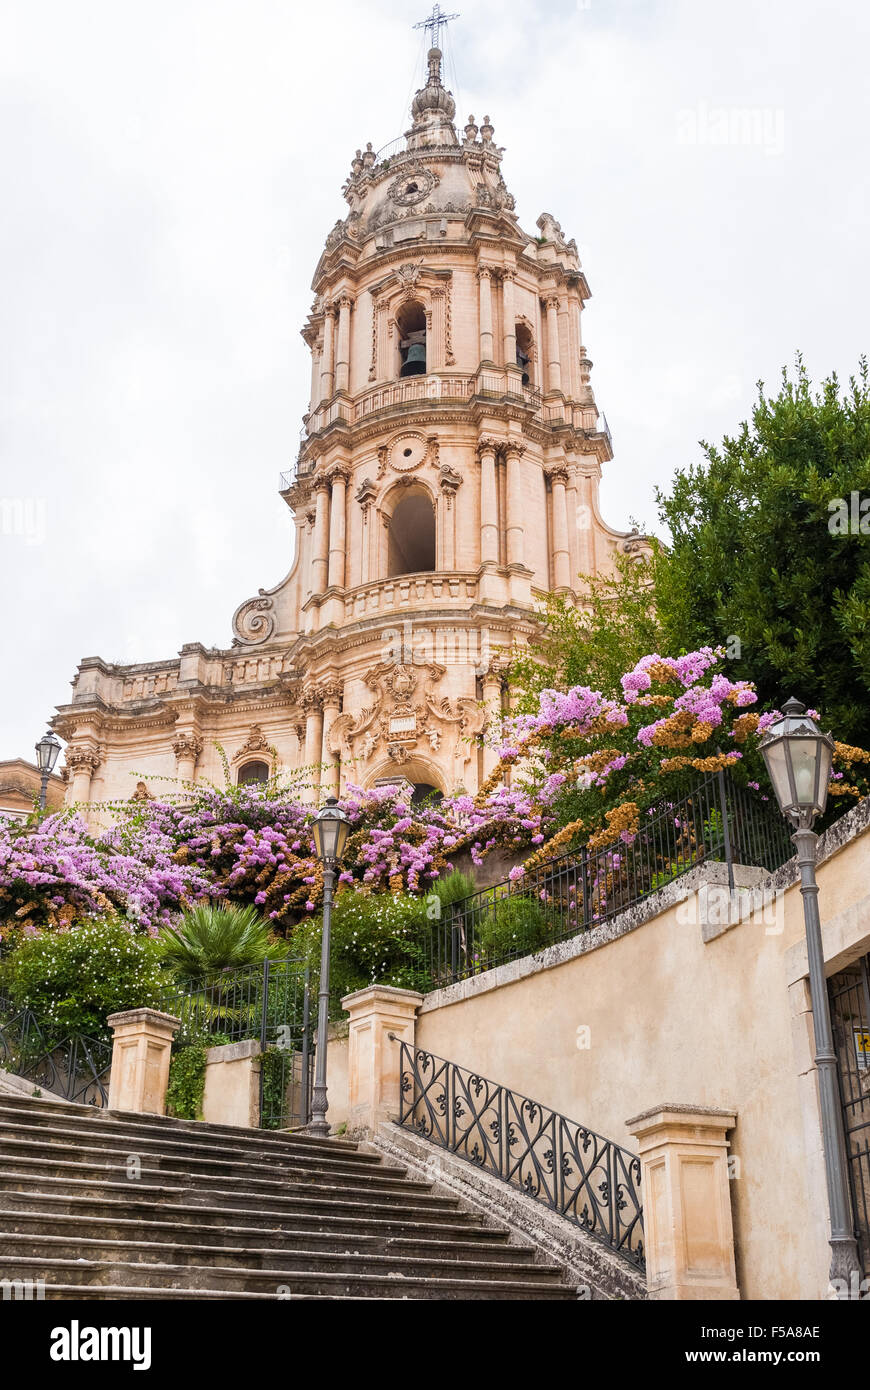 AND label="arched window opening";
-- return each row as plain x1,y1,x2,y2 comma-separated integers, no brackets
410,782,442,807
516,322,533,386
398,302,427,378
387,490,436,576
237,760,270,786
